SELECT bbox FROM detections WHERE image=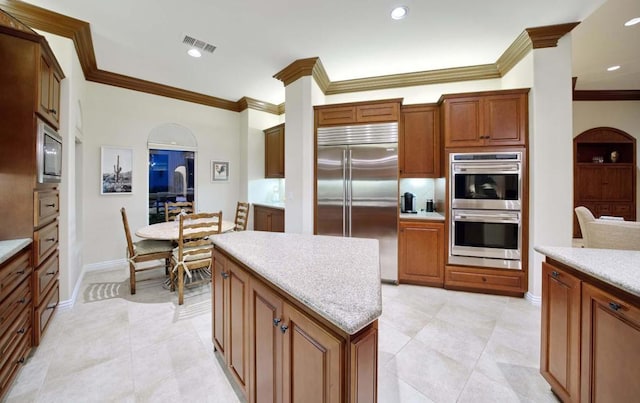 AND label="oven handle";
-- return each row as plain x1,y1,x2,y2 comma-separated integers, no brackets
453,163,520,173
454,212,520,223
